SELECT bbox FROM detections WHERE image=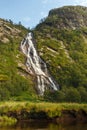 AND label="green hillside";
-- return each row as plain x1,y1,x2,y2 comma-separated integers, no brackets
33,6,87,102
0,6,87,102
0,19,36,101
